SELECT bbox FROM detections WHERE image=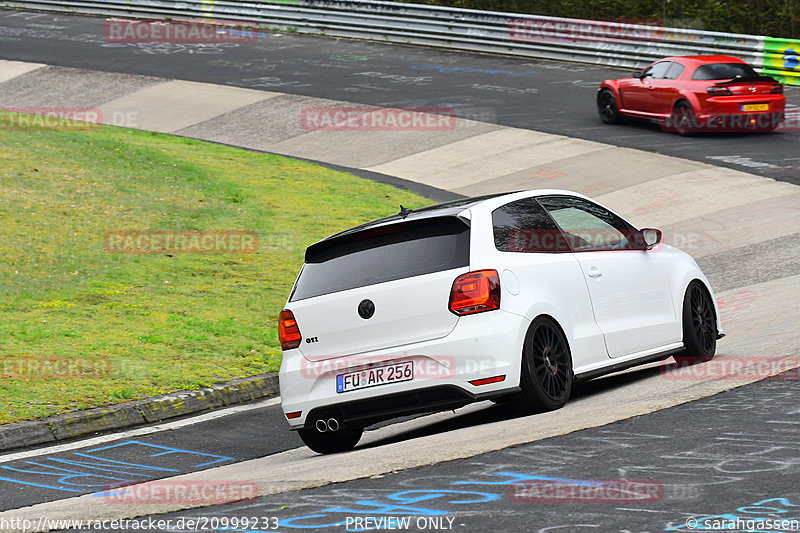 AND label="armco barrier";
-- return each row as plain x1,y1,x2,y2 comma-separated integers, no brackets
1,0,798,83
